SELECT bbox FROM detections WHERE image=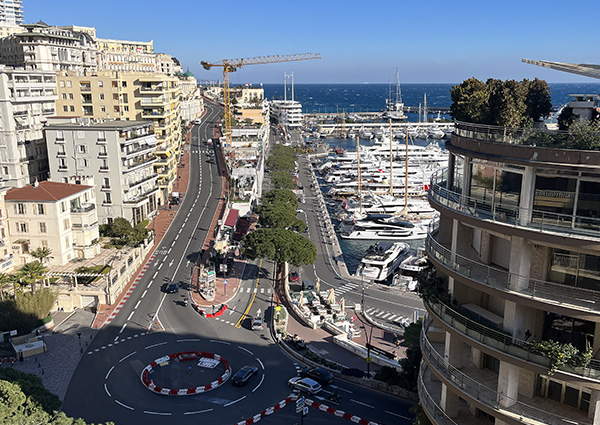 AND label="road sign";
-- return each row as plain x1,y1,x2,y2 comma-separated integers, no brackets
296,396,305,413
366,357,372,363
223,280,227,286
303,406,309,416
